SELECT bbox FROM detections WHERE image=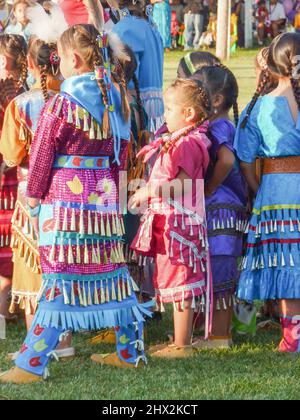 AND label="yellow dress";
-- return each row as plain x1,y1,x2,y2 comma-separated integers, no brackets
0,80,61,315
